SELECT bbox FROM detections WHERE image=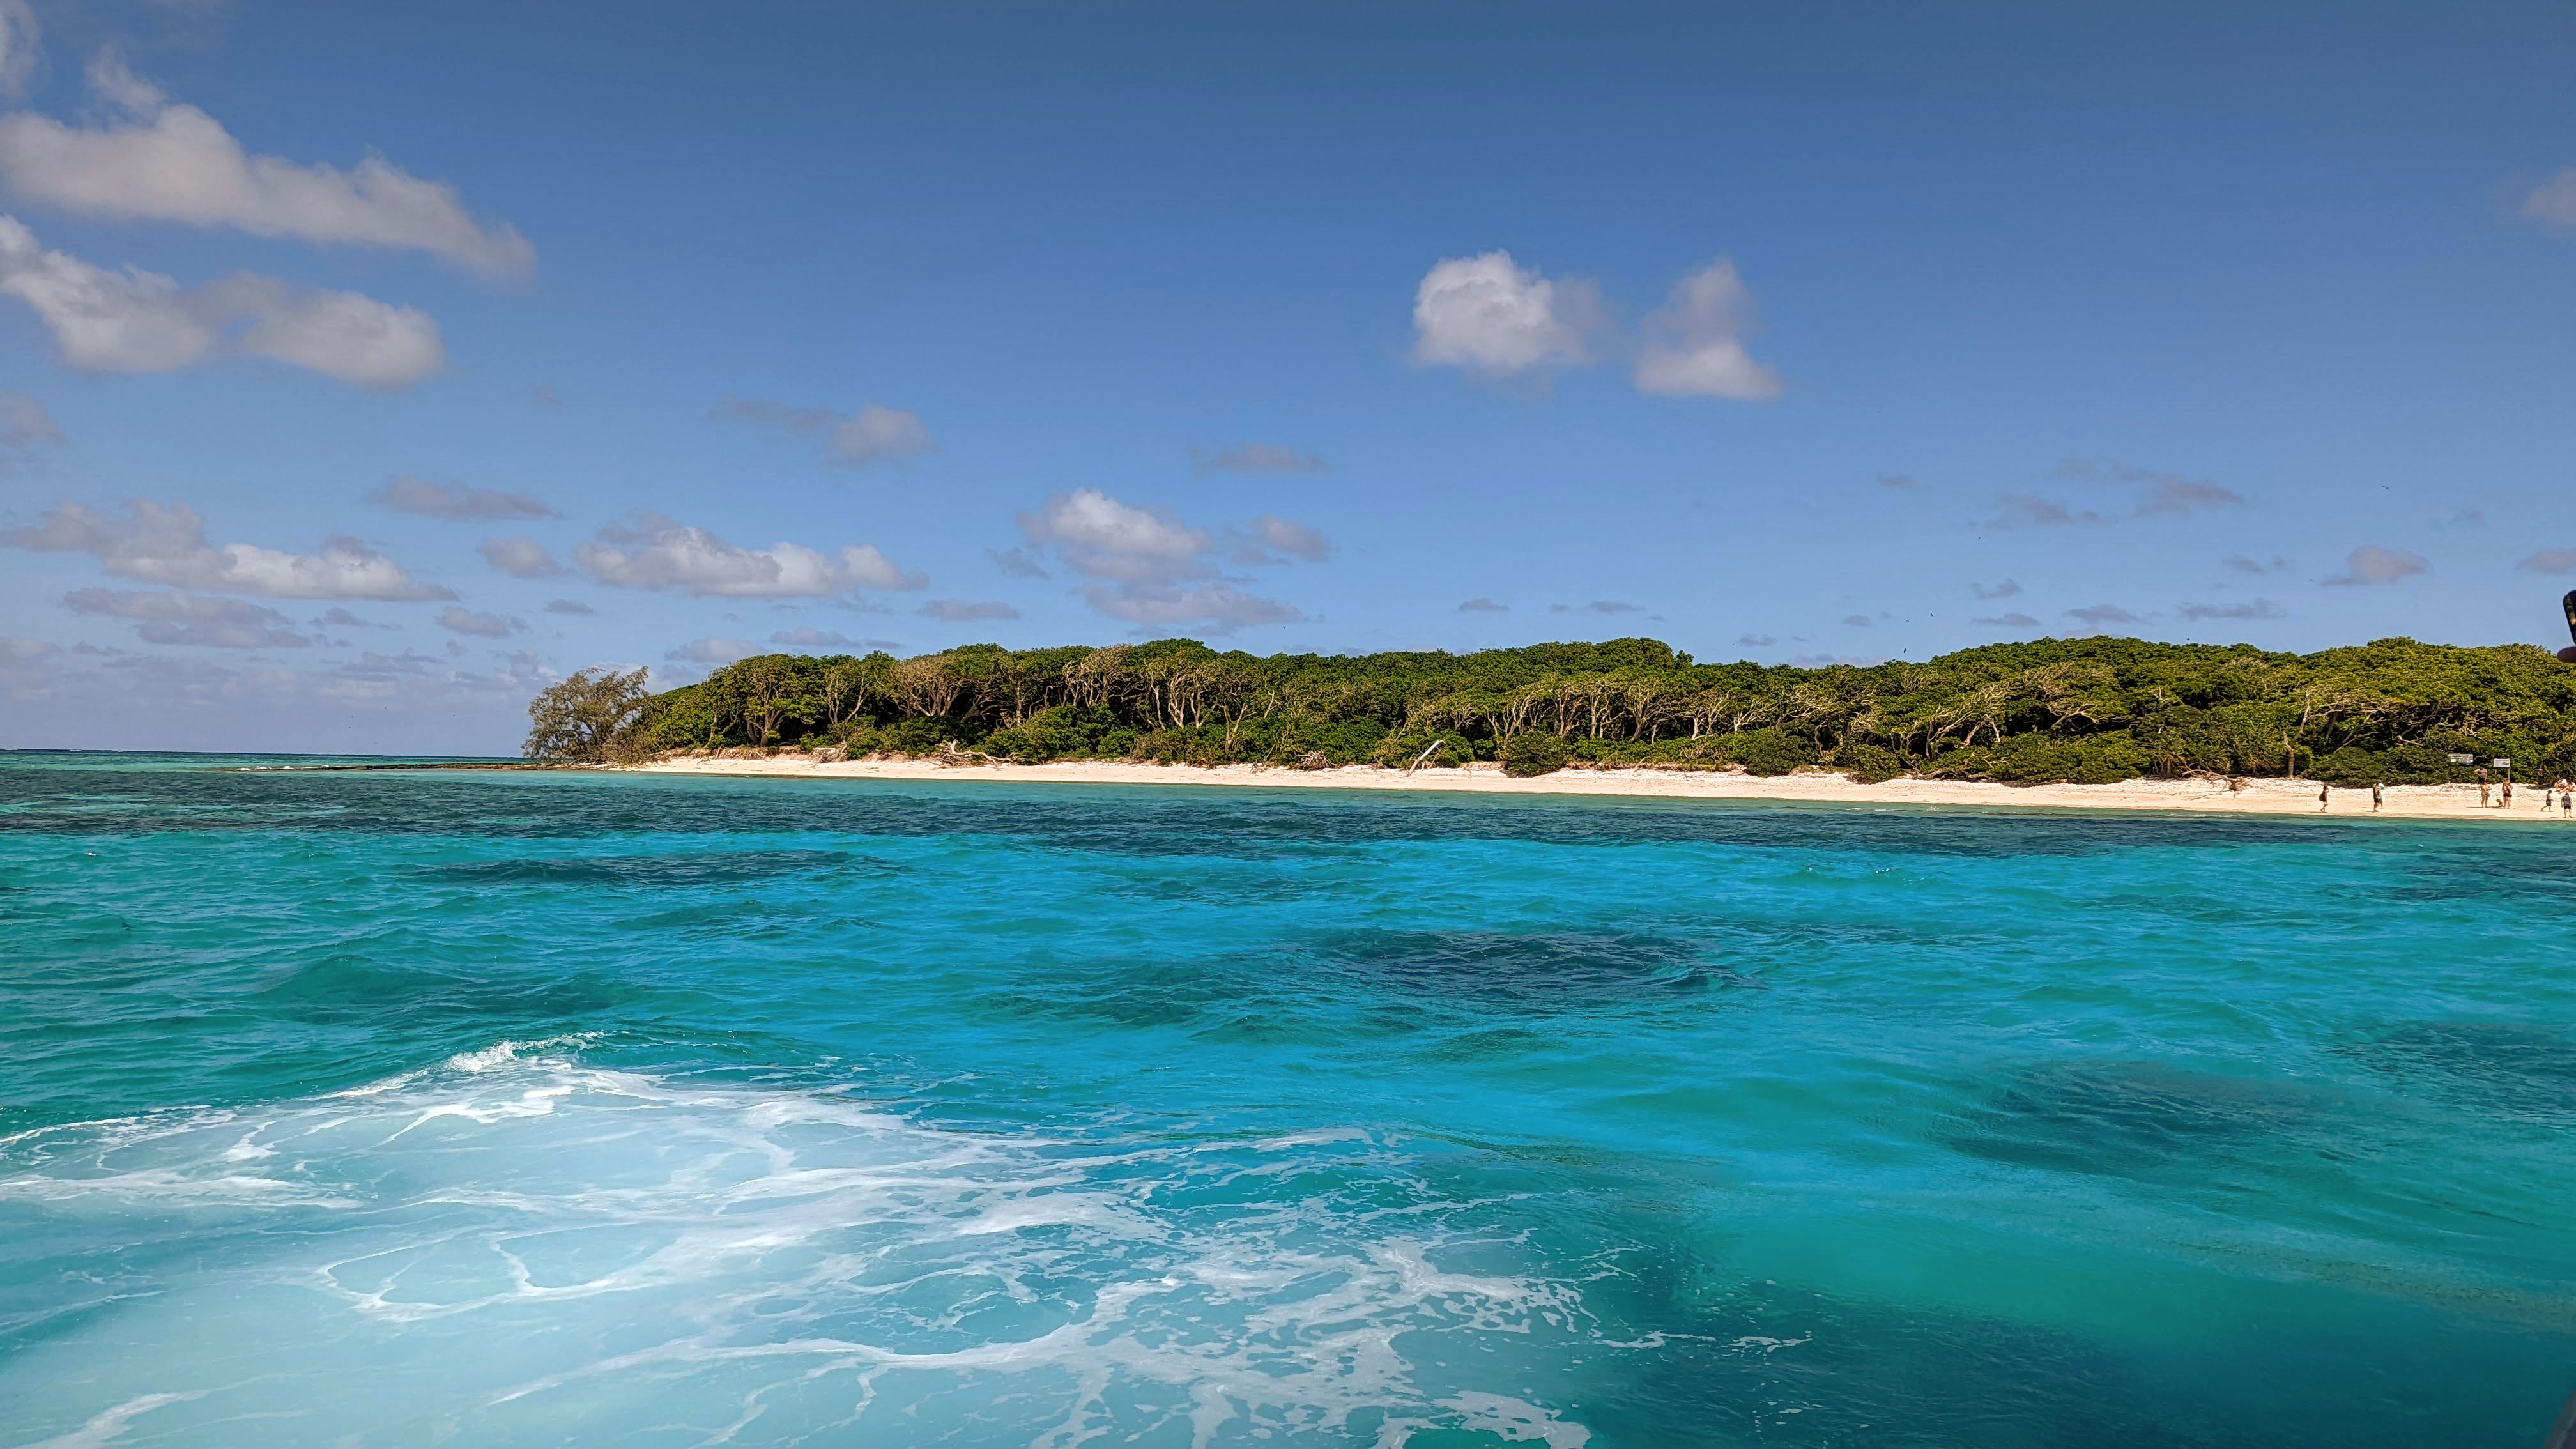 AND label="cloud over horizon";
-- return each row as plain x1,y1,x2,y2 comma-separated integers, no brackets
65,586,315,648
575,512,924,597
6,499,454,599
1016,488,1306,633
